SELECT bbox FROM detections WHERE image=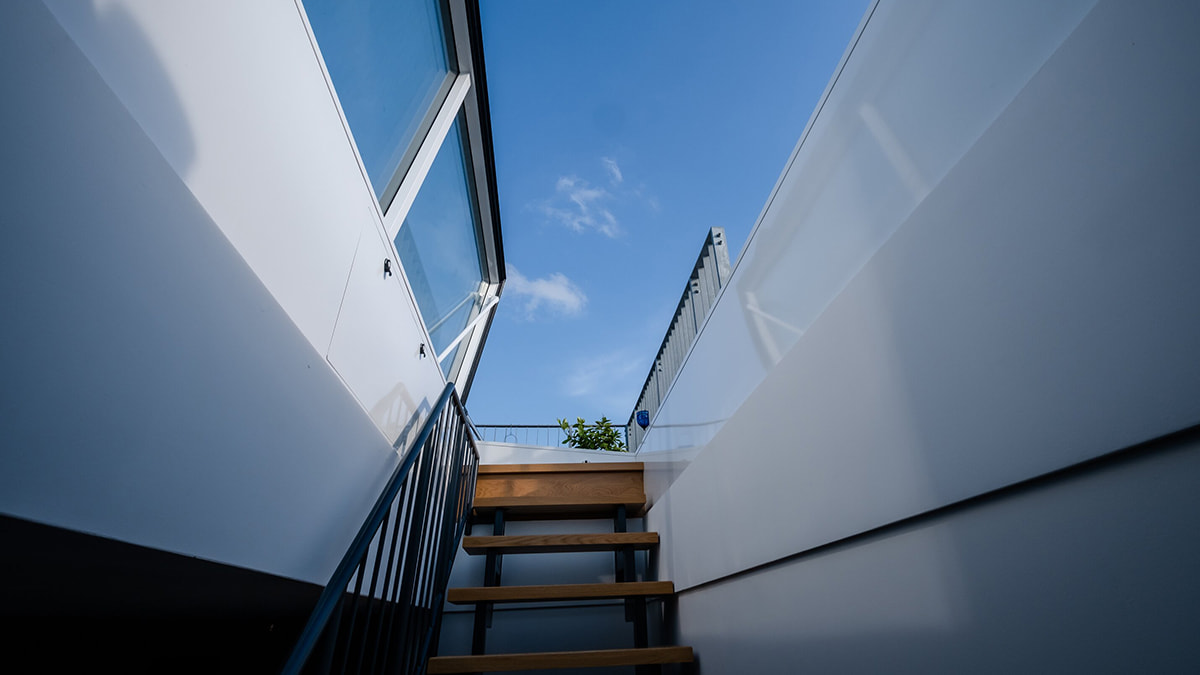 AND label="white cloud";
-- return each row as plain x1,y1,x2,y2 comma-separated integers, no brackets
535,157,651,238
538,174,621,238
505,264,587,318
601,157,623,185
